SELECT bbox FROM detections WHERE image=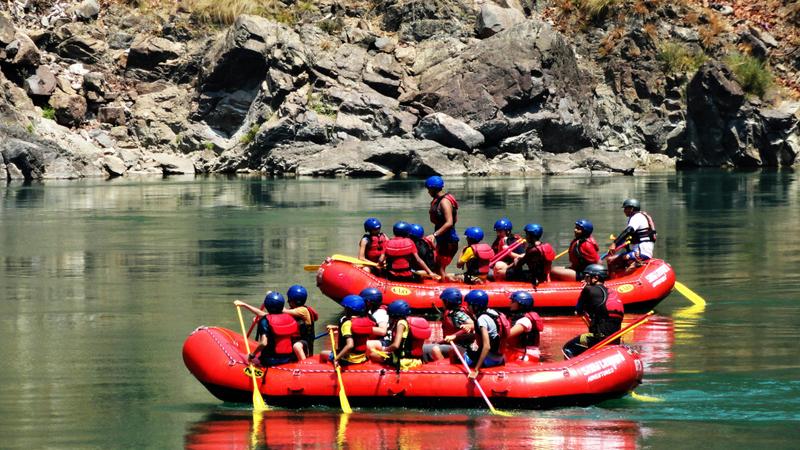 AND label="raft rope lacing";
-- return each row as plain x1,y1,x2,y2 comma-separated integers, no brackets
196,326,623,375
